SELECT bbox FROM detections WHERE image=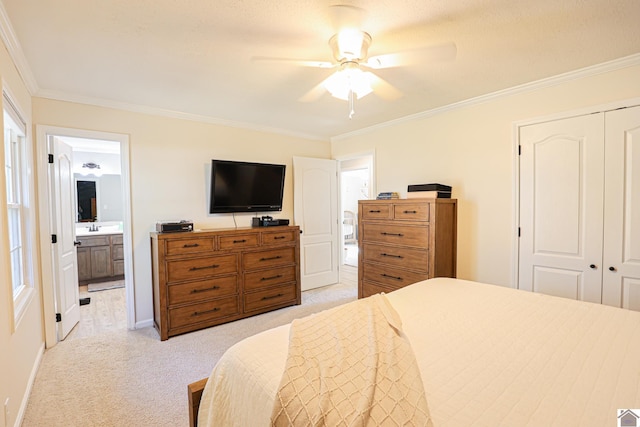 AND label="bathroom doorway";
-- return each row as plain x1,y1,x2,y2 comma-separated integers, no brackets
338,153,374,285
37,126,134,347
64,136,127,340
